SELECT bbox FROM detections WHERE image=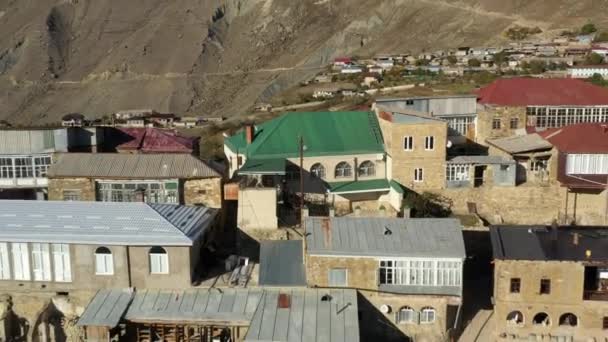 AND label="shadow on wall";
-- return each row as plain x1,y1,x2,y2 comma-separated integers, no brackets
404,191,453,218
31,301,66,342
357,292,411,342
